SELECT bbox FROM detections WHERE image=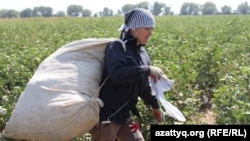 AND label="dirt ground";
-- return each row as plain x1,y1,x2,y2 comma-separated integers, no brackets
199,109,217,124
